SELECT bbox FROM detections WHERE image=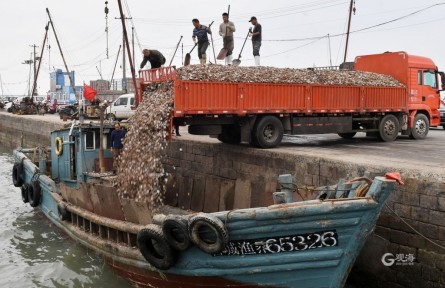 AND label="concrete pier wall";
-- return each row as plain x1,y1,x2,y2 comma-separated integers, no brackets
1,112,444,288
